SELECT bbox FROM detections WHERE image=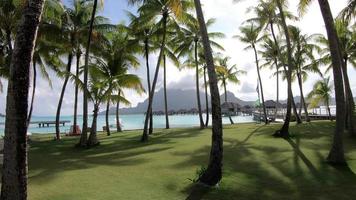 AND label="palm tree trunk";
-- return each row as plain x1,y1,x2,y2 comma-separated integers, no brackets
55,53,73,140
194,0,223,186
341,60,356,135
223,79,234,124
297,73,310,122
163,54,169,129
204,66,209,127
318,0,346,165
79,0,98,147
87,103,100,147
291,96,302,124
116,98,122,132
105,97,111,136
252,45,268,124
141,12,168,142
145,39,153,135
195,40,205,129
274,58,279,119
326,100,332,121
73,51,81,134
1,0,44,198
27,62,37,126
274,0,293,138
